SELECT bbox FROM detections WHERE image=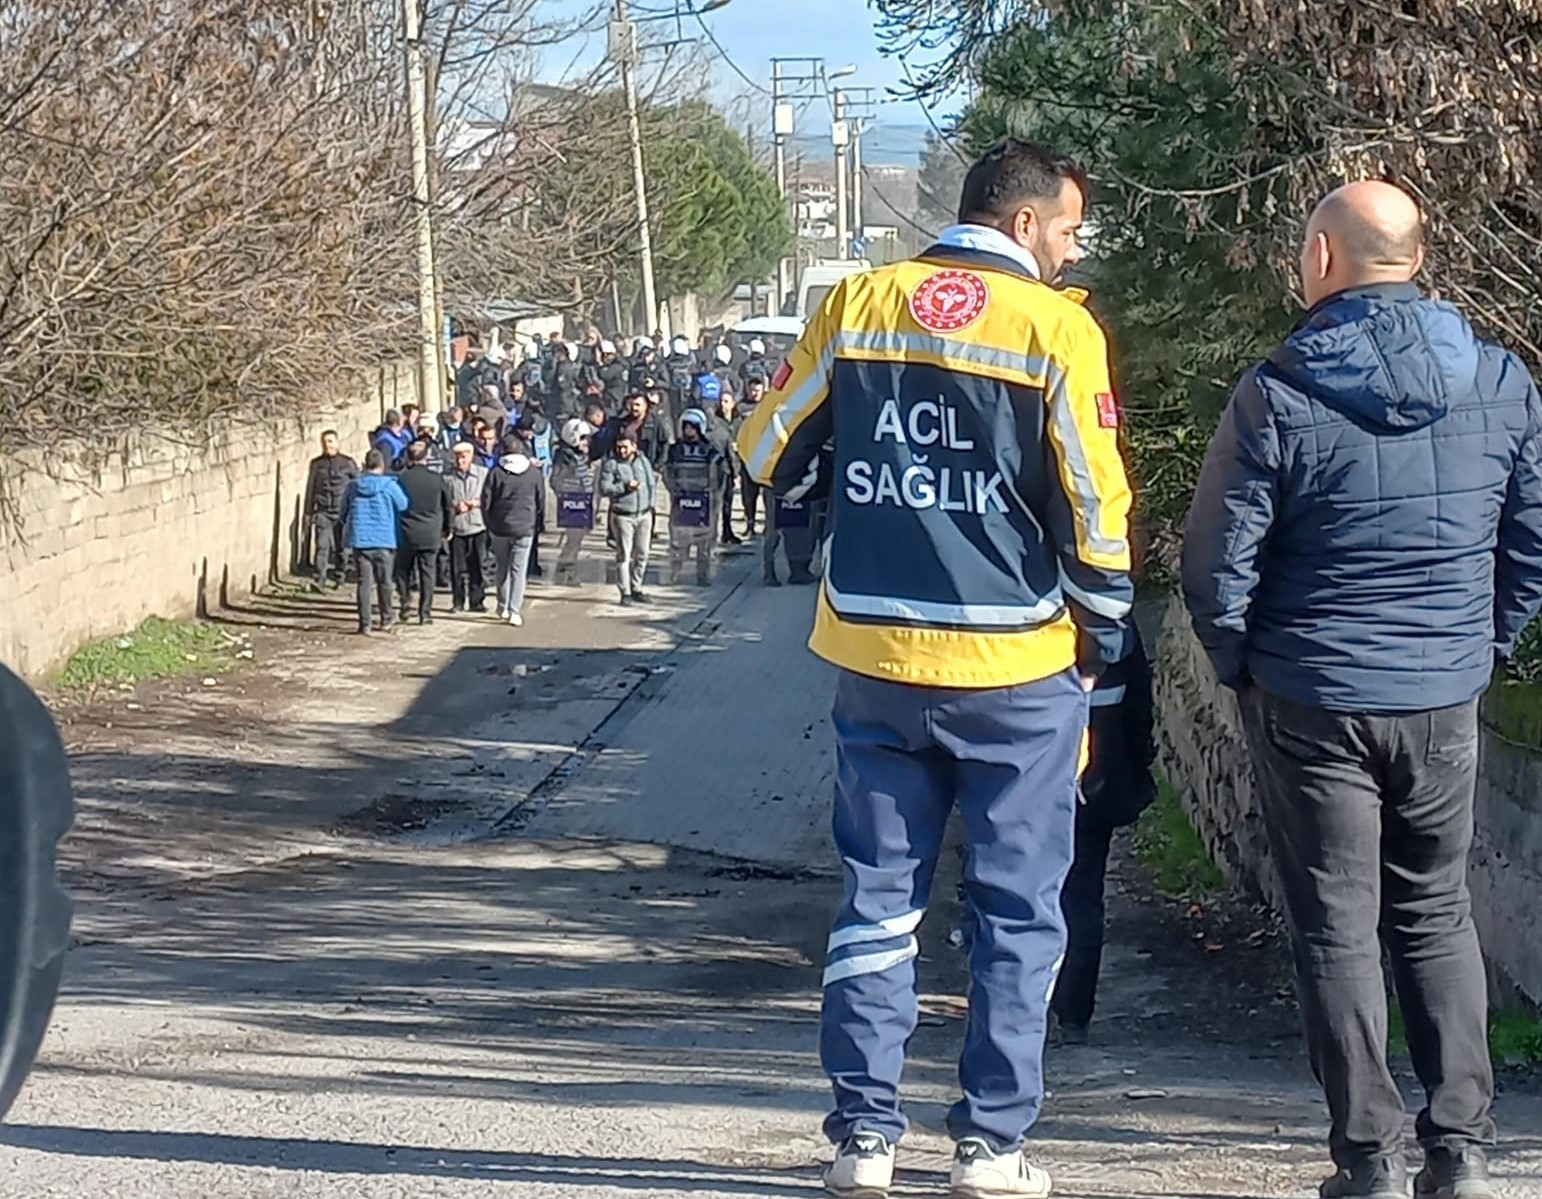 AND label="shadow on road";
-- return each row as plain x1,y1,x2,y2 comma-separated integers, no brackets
0,1126,824,1194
